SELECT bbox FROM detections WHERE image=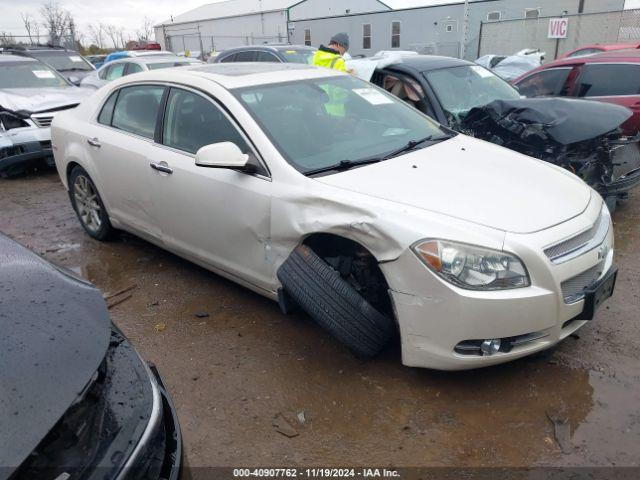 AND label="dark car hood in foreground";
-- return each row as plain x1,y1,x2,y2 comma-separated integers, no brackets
0,234,110,475
461,97,632,145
